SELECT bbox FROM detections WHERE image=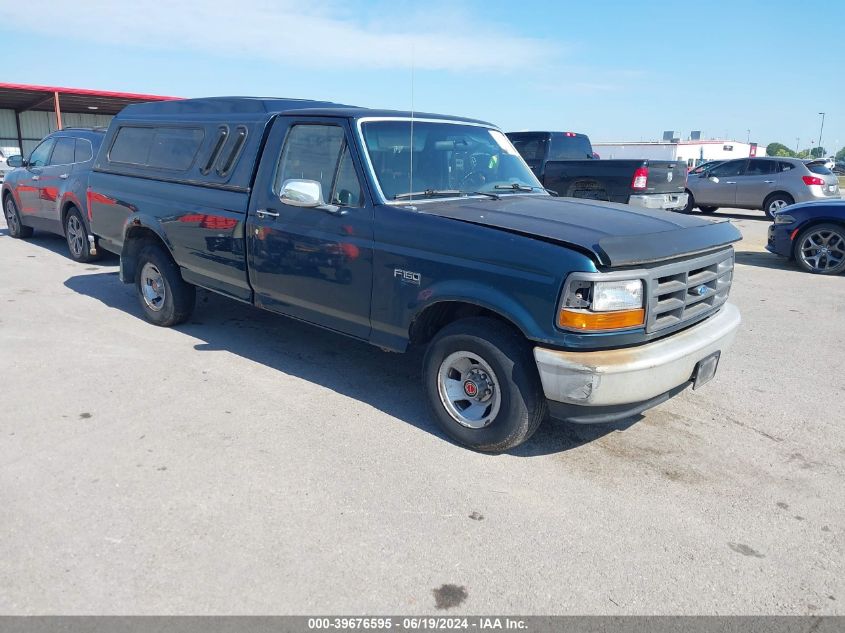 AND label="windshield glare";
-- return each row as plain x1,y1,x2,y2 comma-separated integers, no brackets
361,120,544,201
